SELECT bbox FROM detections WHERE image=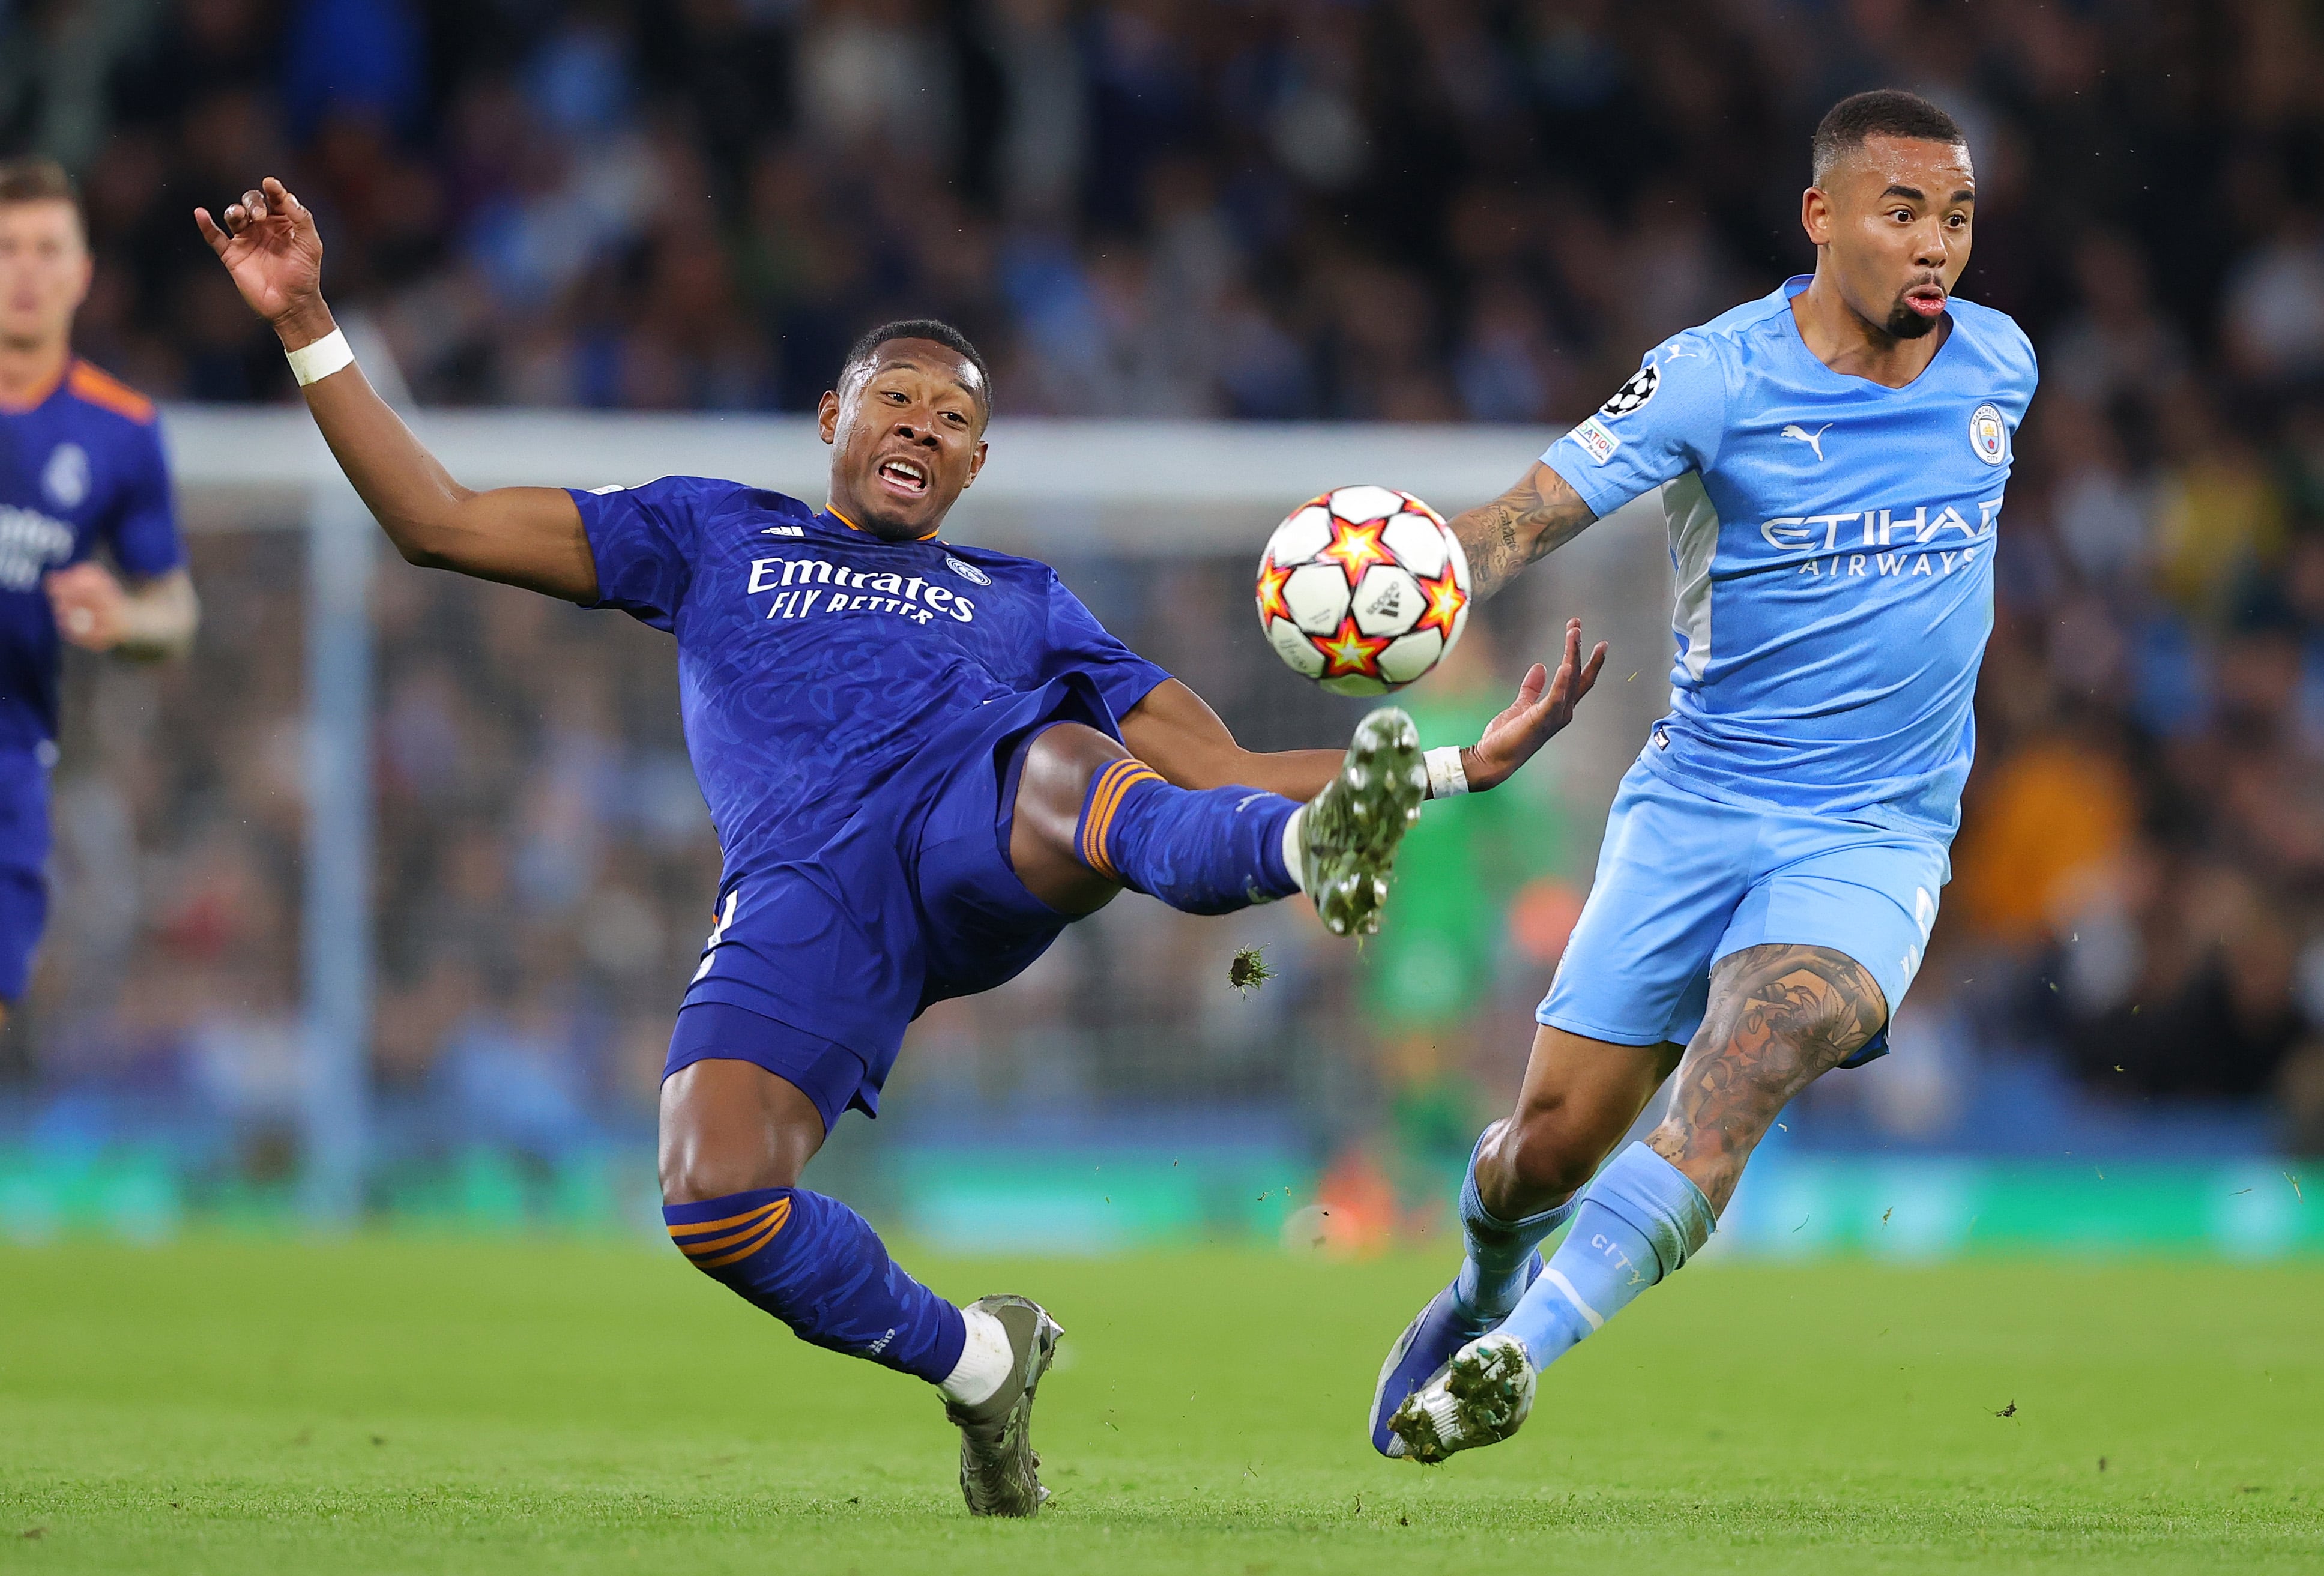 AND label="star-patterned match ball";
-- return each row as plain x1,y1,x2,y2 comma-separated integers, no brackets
1254,485,1471,696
